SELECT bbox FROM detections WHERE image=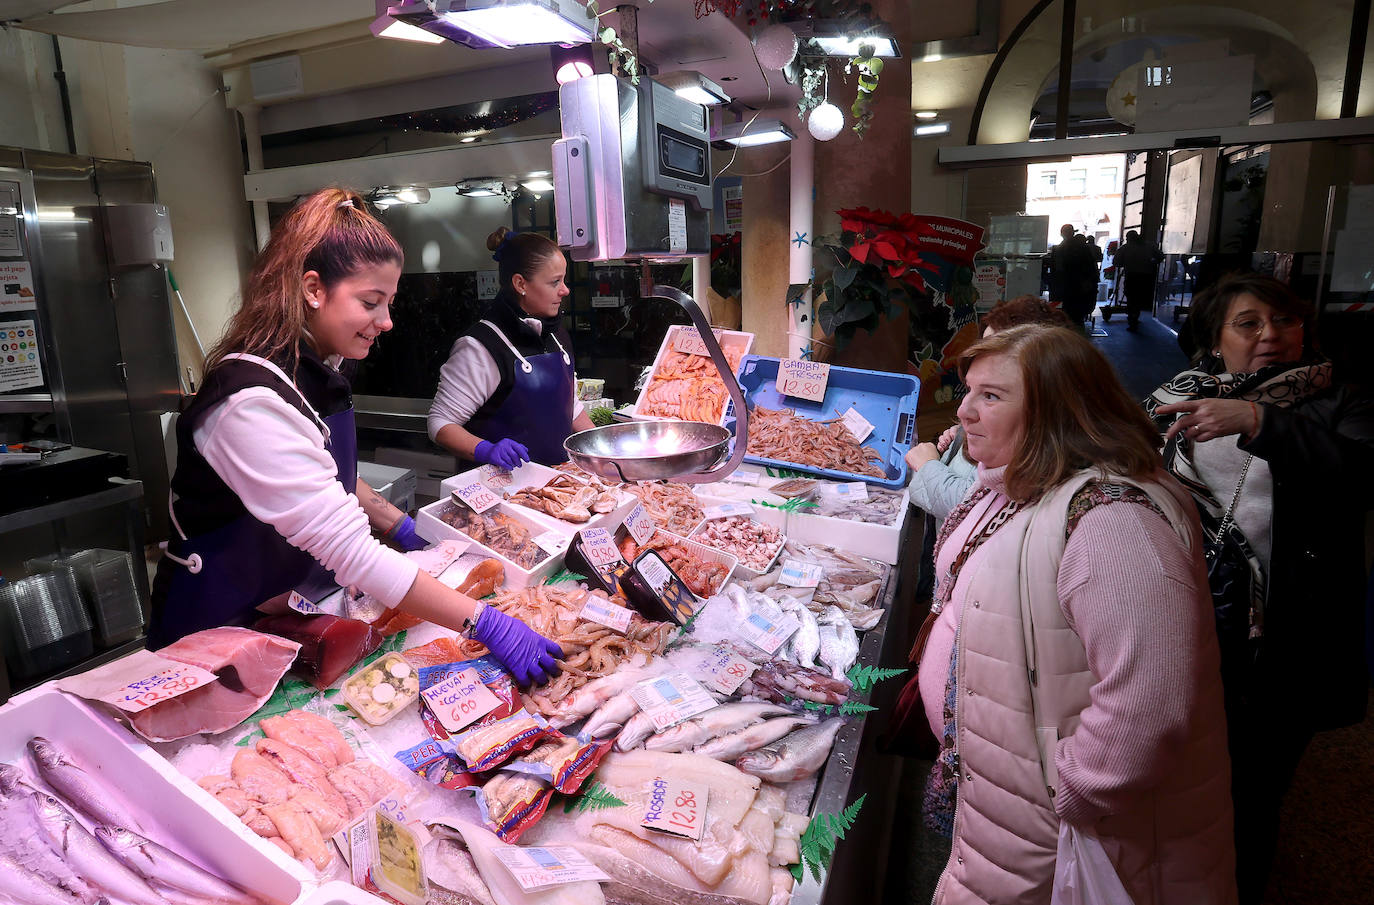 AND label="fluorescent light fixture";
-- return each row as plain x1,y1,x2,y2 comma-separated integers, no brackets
370,14,445,42
372,186,432,207
656,70,732,106
788,21,902,59
812,35,899,57
922,53,944,63
457,178,509,197
521,178,555,192
915,110,939,120
715,118,795,147
461,187,499,196
460,135,479,143
431,0,593,48
914,121,951,136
